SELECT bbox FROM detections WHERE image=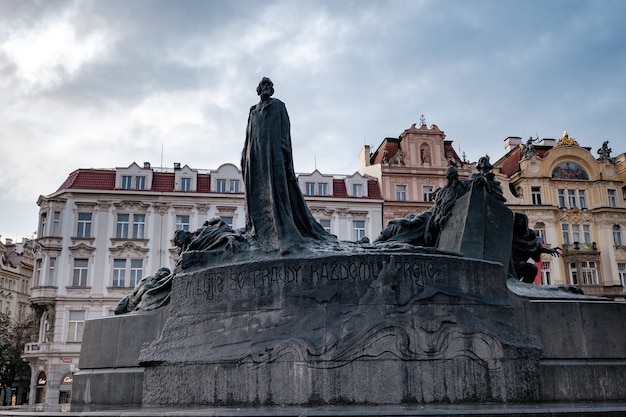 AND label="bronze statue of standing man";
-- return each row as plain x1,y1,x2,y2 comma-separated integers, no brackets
241,77,331,254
